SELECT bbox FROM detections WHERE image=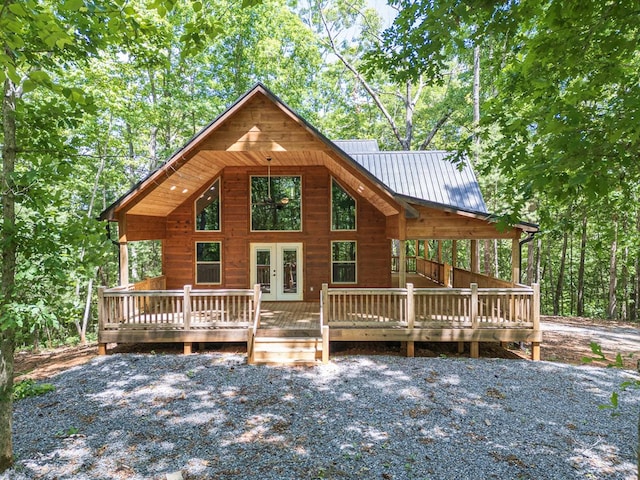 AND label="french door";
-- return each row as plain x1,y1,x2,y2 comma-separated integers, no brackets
250,243,303,301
